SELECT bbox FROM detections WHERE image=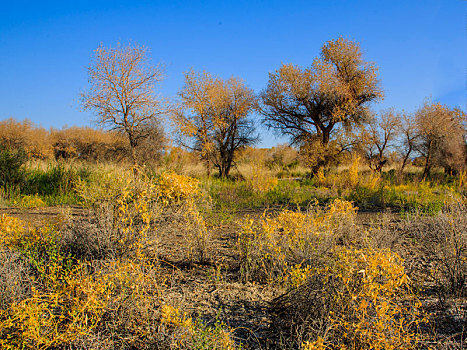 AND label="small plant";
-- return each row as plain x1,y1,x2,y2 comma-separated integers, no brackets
155,171,202,206
245,164,278,194
15,194,46,208
160,304,238,349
